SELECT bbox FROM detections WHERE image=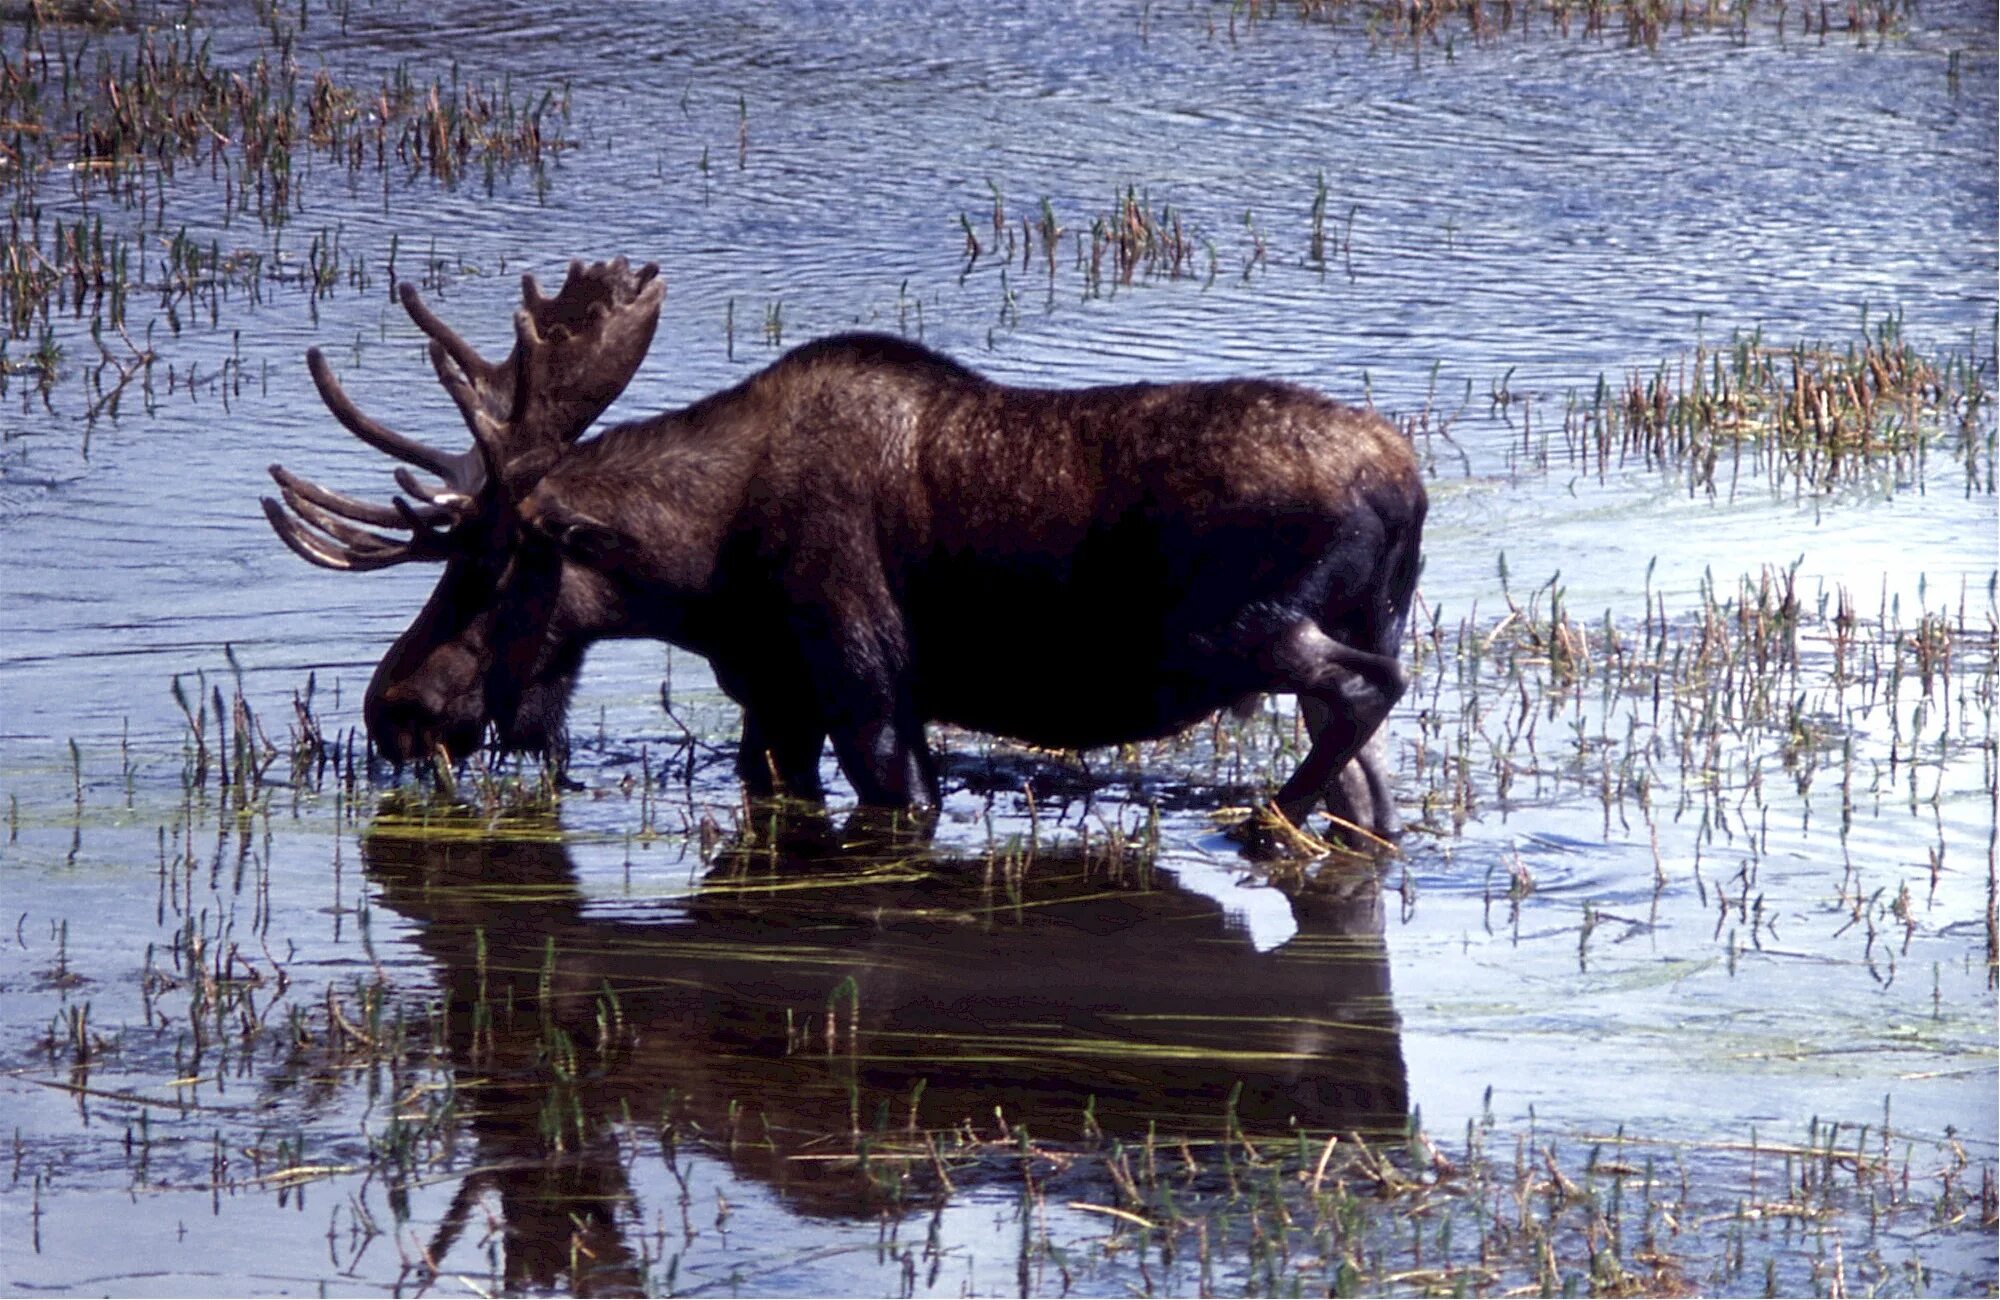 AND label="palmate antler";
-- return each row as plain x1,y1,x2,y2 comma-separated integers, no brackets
263,258,665,572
